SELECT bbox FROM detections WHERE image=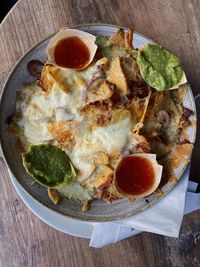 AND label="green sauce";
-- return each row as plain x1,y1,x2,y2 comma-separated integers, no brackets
56,183,93,202
137,44,183,91
23,144,76,188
